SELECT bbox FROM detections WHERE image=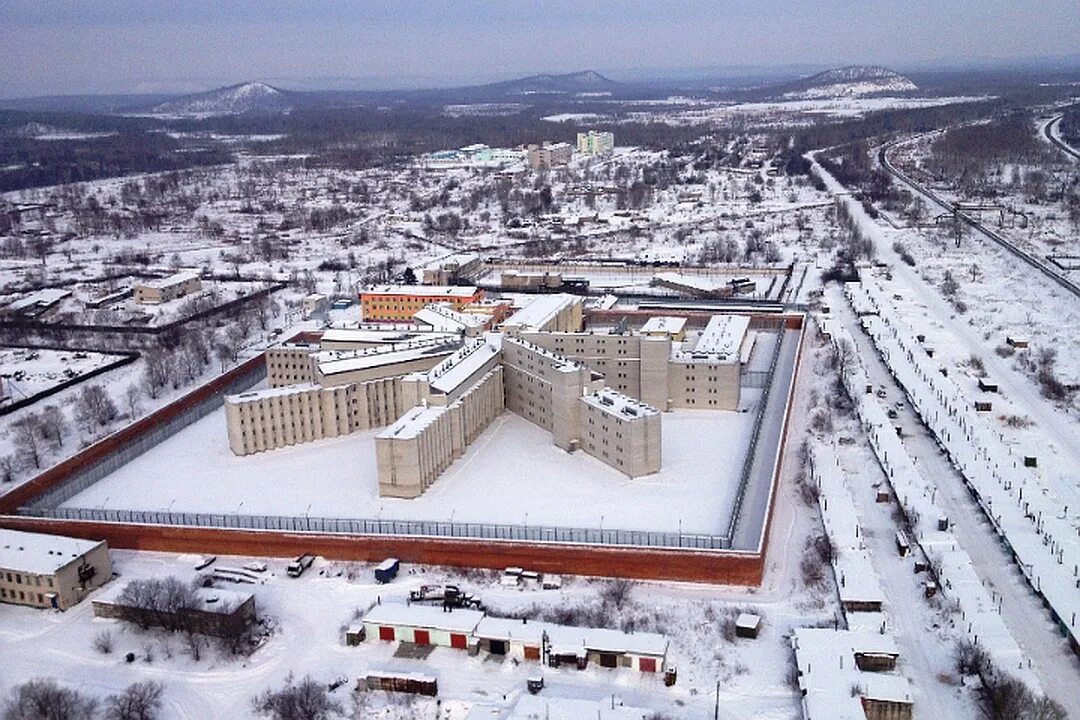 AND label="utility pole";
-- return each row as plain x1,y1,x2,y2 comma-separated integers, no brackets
714,679,720,719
